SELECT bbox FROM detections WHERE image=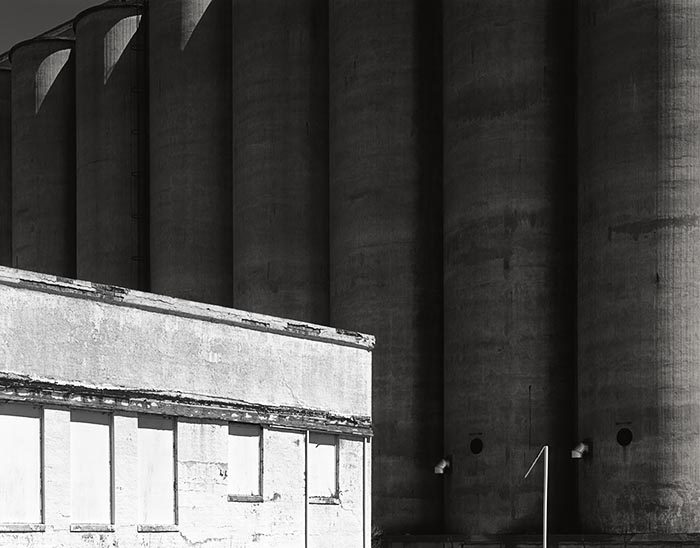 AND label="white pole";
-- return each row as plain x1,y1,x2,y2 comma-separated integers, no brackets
305,430,309,548
363,437,369,548
524,444,549,548
543,445,548,548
